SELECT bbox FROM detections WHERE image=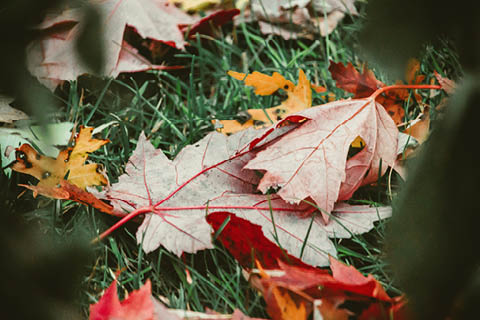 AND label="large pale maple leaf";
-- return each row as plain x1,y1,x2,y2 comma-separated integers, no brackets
101,119,391,266
245,98,398,220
